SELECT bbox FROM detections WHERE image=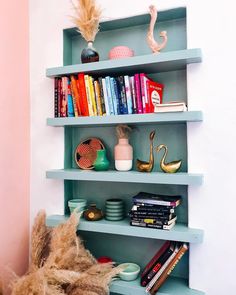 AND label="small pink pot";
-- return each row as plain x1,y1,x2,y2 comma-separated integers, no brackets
114,138,133,171
109,46,134,60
